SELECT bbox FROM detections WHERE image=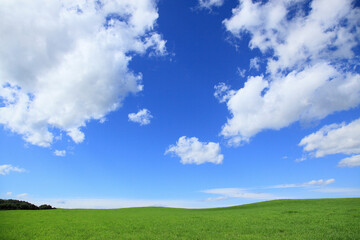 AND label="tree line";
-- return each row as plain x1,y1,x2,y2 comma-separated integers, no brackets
0,199,55,210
